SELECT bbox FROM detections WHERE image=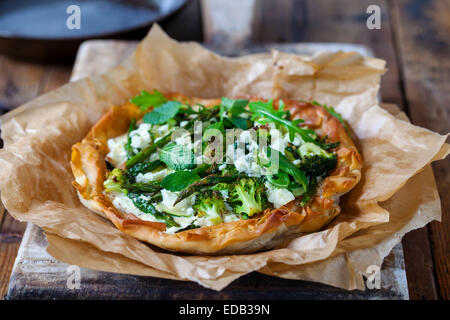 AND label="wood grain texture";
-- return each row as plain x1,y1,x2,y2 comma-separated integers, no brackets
0,54,71,111
251,0,403,107
7,224,408,300
390,0,449,300
0,213,26,299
